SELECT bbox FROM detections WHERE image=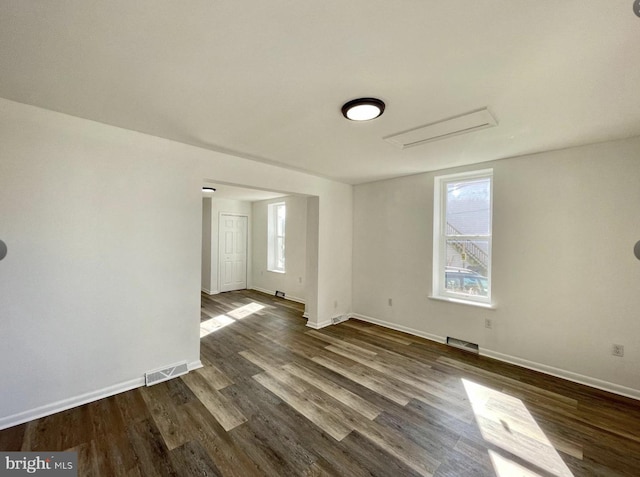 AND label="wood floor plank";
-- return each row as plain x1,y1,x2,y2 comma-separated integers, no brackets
253,372,353,441
0,422,26,451
340,320,415,345
305,329,378,358
341,430,425,477
237,349,307,392
302,461,336,477
168,440,222,477
352,417,441,477
19,421,36,451
126,418,178,477
180,399,260,477
114,388,152,424
181,371,247,432
375,409,458,463
226,423,300,477
282,362,382,420
220,379,284,422
229,404,318,476
194,357,234,390
68,441,98,477
90,432,139,477
311,354,412,406
140,383,192,450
